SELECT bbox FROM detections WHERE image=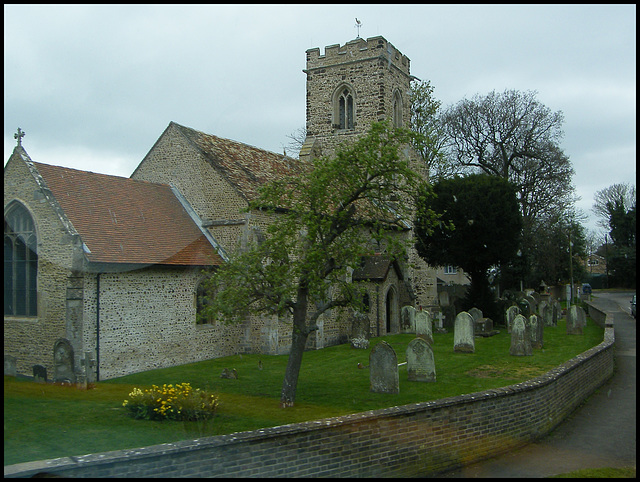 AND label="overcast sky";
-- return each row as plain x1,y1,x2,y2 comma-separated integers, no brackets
4,4,636,235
